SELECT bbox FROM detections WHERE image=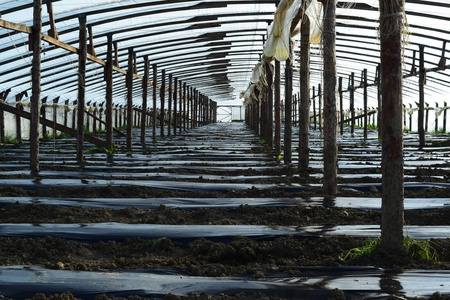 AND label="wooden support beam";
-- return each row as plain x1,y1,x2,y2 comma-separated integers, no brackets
179,80,182,133
349,72,355,135
30,0,42,173
363,68,368,139
322,0,338,197
379,0,405,254
274,60,281,155
105,33,114,152
113,42,119,67
284,43,293,164
183,82,187,131
339,77,344,135
141,56,149,145
299,9,310,171
418,45,425,148
45,0,59,39
173,77,178,136
266,60,273,148
152,64,157,141
168,74,173,137
126,47,134,152
87,25,96,56
77,14,87,164
160,69,166,137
